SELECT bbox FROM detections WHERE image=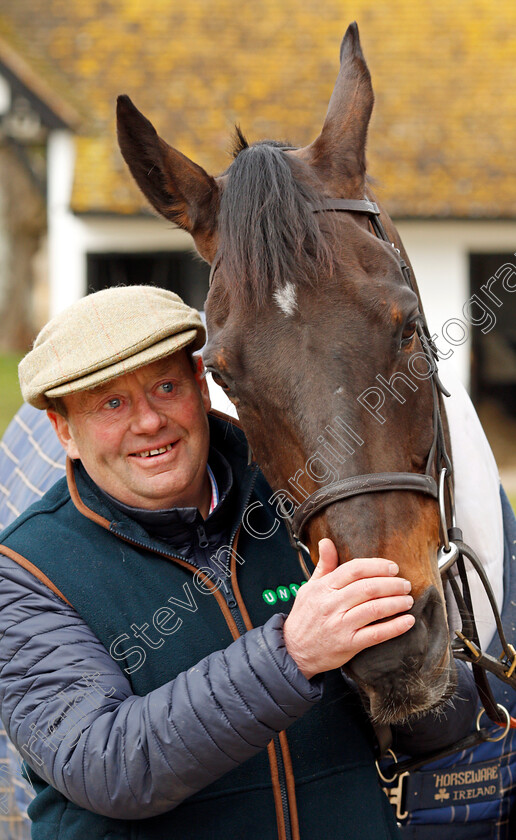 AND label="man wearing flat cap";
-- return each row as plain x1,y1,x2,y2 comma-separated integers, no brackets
0,286,477,840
